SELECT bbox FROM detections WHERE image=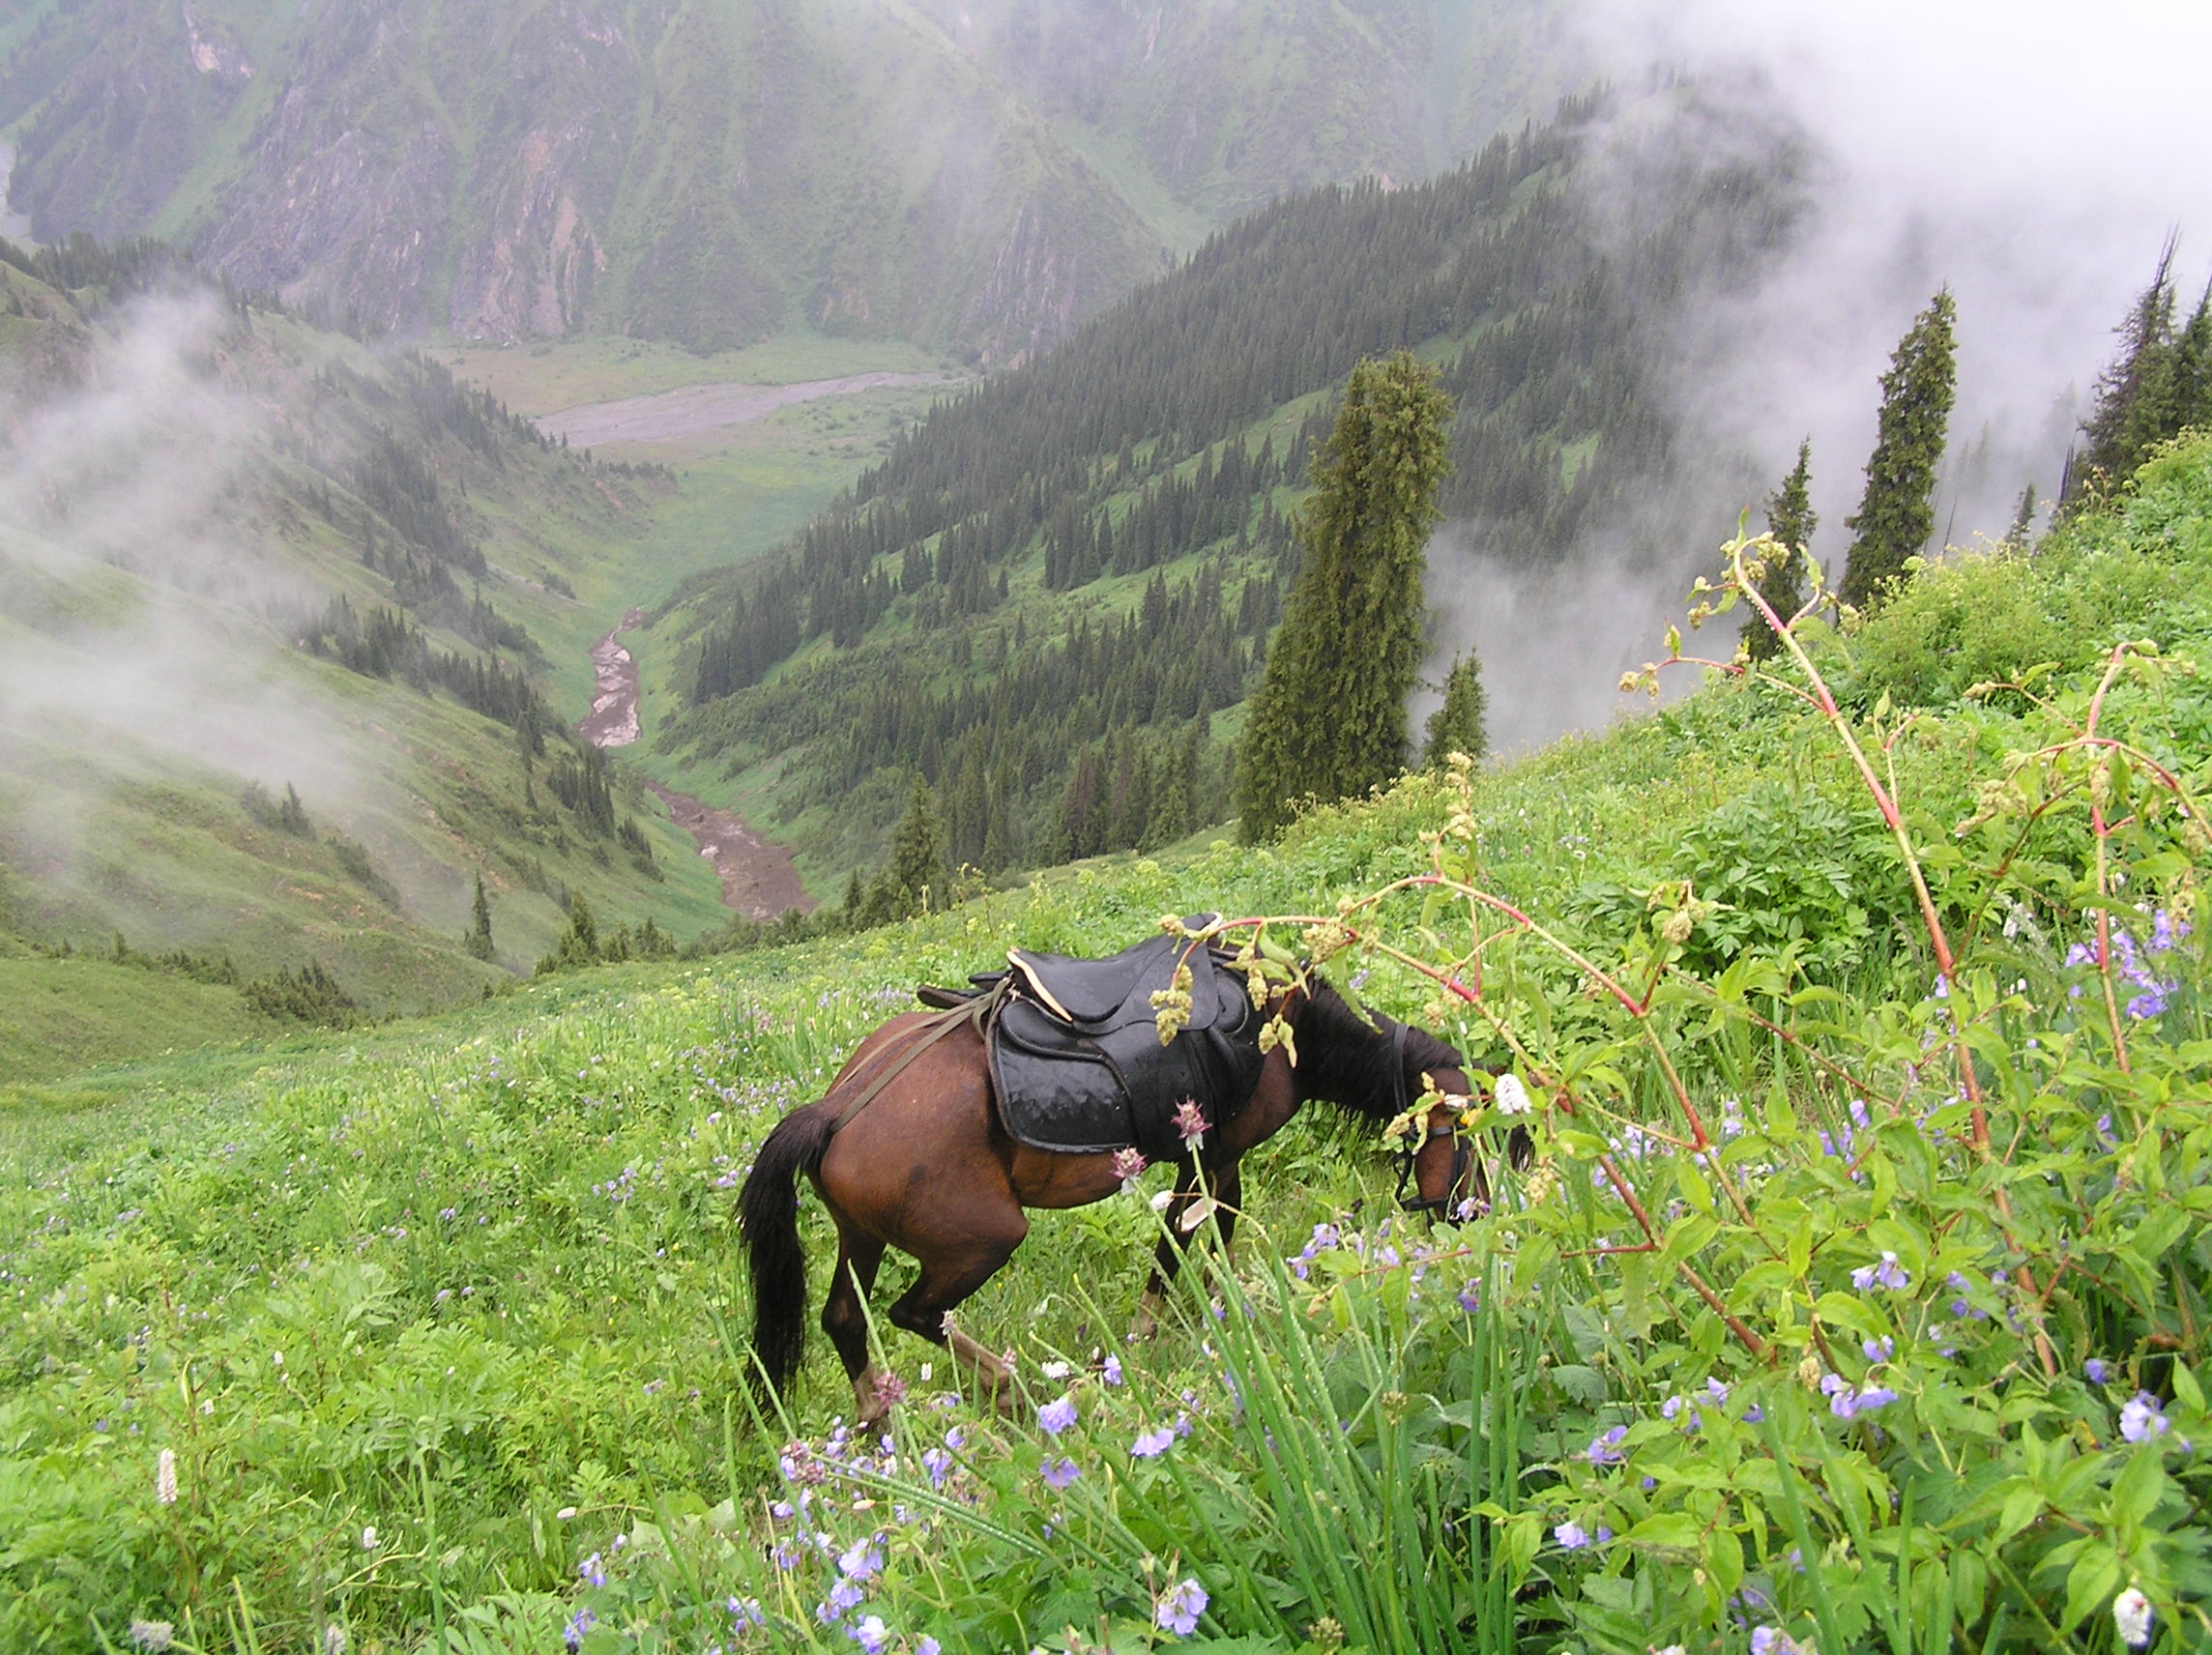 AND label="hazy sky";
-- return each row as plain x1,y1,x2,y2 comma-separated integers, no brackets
1431,0,2212,753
